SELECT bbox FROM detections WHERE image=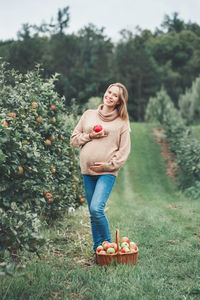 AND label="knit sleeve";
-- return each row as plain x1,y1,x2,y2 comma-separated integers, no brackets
70,112,91,147
103,126,131,172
